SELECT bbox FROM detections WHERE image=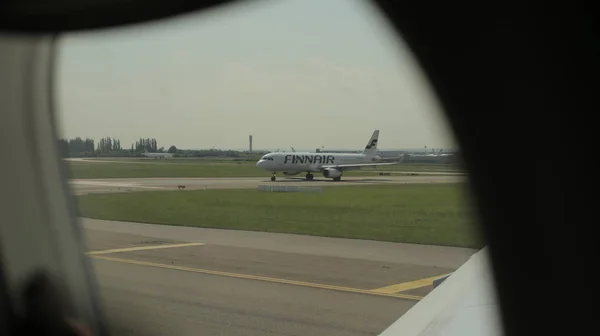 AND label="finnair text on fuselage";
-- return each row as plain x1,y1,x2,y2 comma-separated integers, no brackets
284,154,336,165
